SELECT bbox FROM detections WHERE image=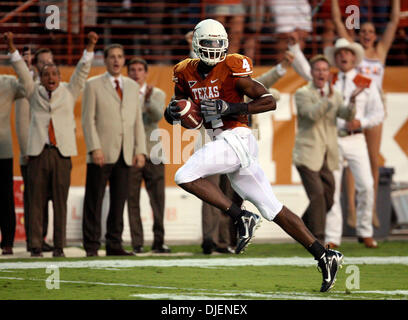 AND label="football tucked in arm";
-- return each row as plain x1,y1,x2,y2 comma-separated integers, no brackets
177,99,203,129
